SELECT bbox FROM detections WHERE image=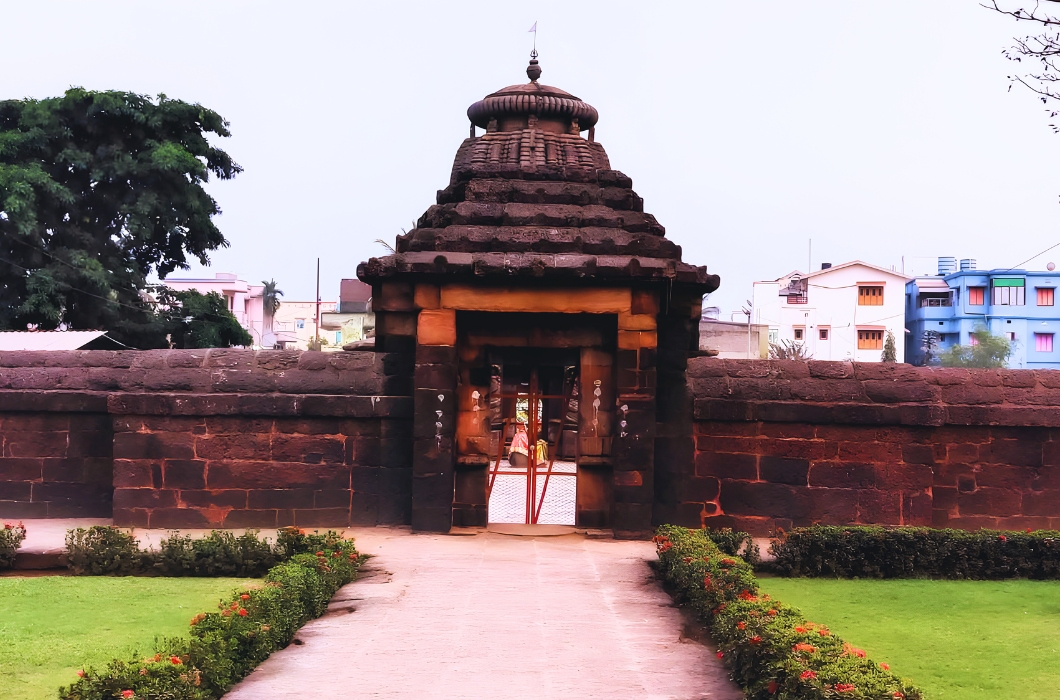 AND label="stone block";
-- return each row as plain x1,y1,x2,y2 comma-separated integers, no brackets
223,509,279,528
807,461,875,489
4,432,69,458
617,331,657,350
417,309,457,346
414,363,458,393
631,289,659,316
248,488,315,509
719,482,812,519
856,490,902,524
678,475,720,502
272,435,346,464
0,457,43,482
612,502,653,536
412,472,454,509
150,507,217,528
112,507,150,527
903,492,933,525
293,508,351,527
981,439,1043,467
316,488,354,509
113,432,194,460
759,456,809,485
410,505,452,532
875,464,933,490
179,490,248,508
162,460,206,489
112,459,161,488
415,284,441,309
957,488,1021,516
206,461,350,490
0,482,32,501
807,488,859,524
1023,490,1060,517
112,488,178,509
695,451,757,480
